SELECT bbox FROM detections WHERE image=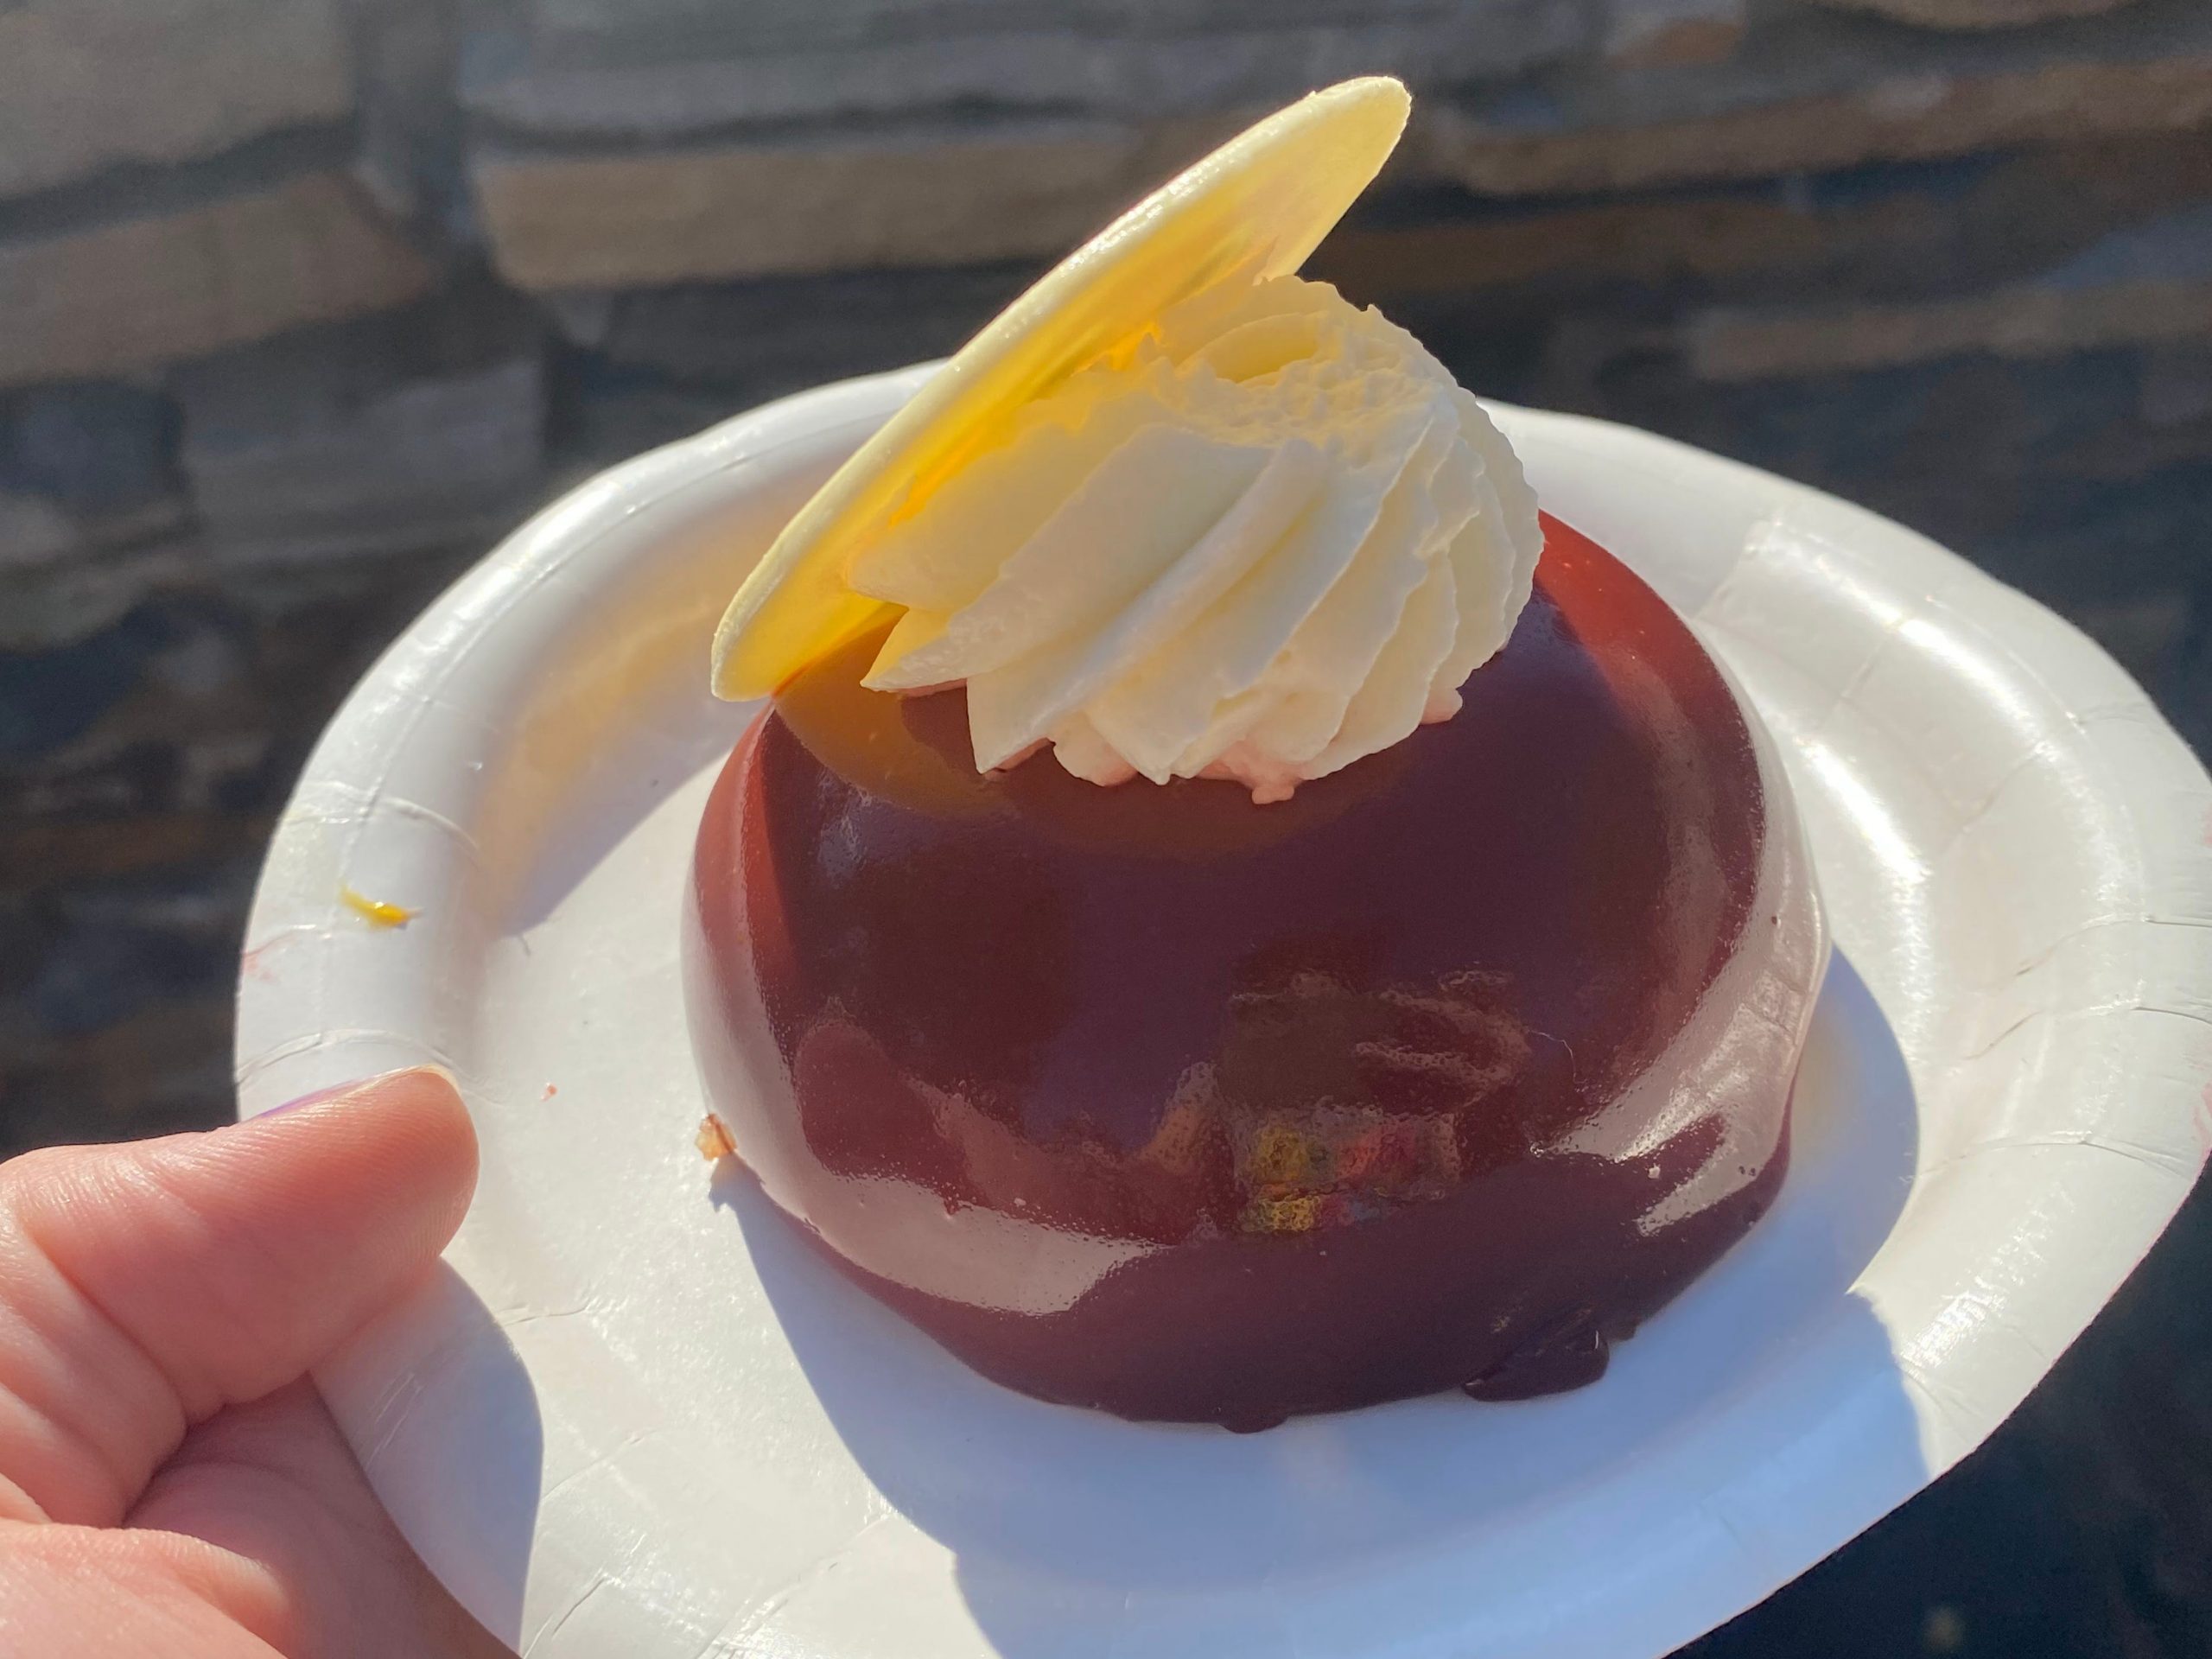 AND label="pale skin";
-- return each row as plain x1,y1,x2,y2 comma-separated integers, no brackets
0,1069,509,1656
